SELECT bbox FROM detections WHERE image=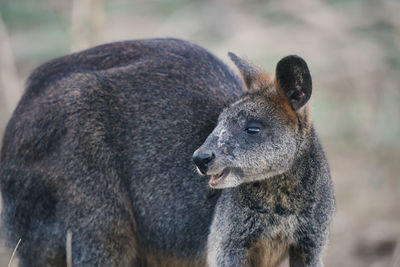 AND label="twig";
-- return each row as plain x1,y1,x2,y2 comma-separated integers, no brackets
0,13,21,114
8,238,21,267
